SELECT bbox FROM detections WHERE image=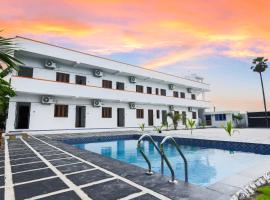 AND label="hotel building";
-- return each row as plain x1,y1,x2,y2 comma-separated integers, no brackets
6,37,210,134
